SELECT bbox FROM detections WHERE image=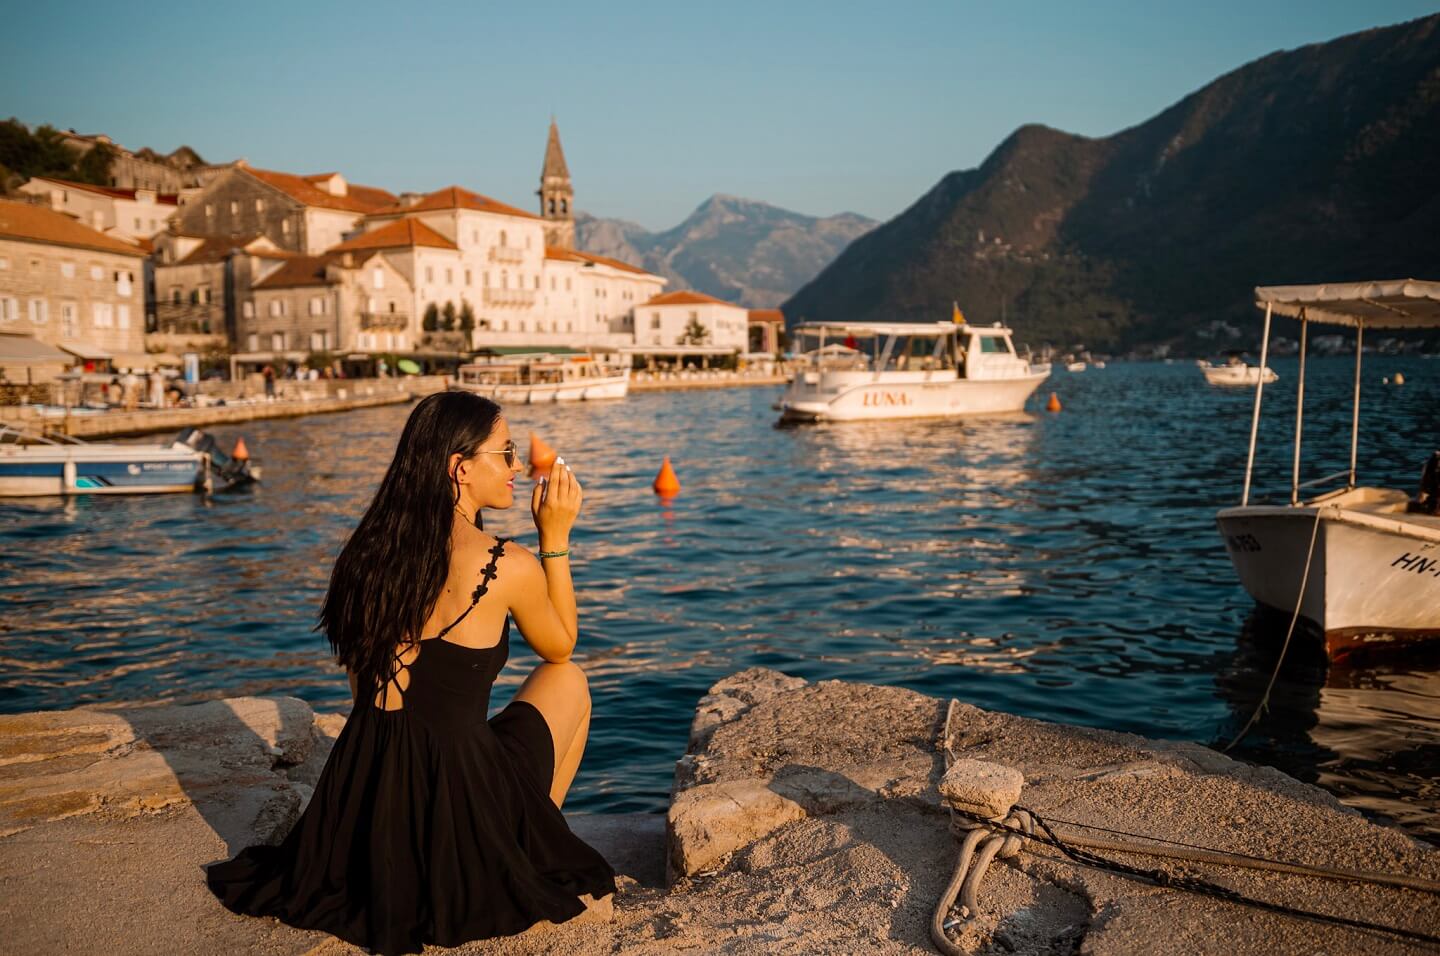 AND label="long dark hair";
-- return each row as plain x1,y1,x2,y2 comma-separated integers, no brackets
320,391,502,694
